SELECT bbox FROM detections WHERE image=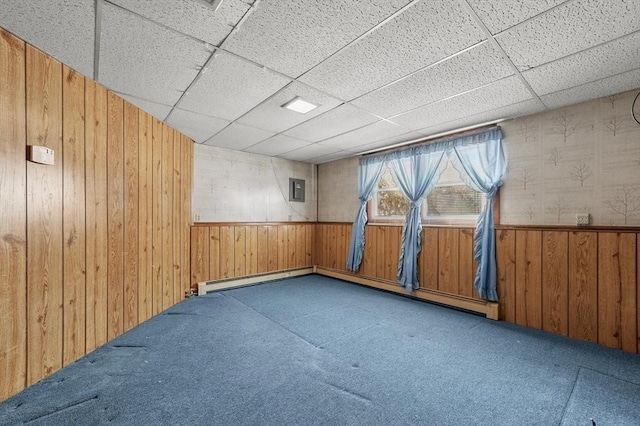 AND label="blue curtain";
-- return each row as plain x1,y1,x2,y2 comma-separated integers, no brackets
387,151,446,291
449,131,506,301
346,157,385,271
